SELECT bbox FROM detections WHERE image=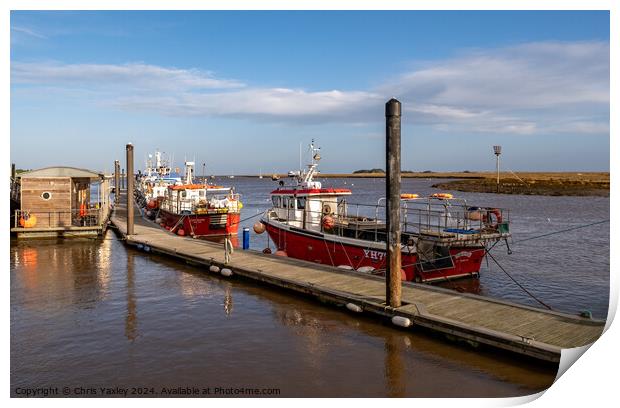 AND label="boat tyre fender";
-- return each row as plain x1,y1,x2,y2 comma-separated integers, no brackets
322,204,332,215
